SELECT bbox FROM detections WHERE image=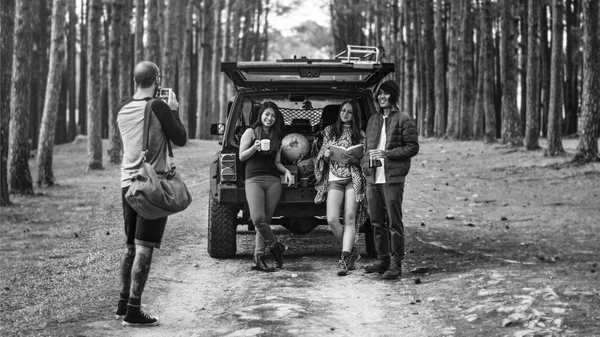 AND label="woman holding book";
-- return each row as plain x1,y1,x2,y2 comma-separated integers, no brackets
314,98,368,276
